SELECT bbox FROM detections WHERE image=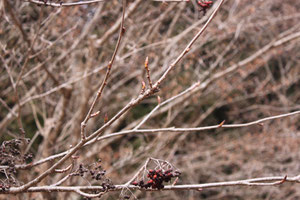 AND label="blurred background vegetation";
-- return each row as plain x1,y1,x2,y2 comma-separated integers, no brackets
0,0,300,199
